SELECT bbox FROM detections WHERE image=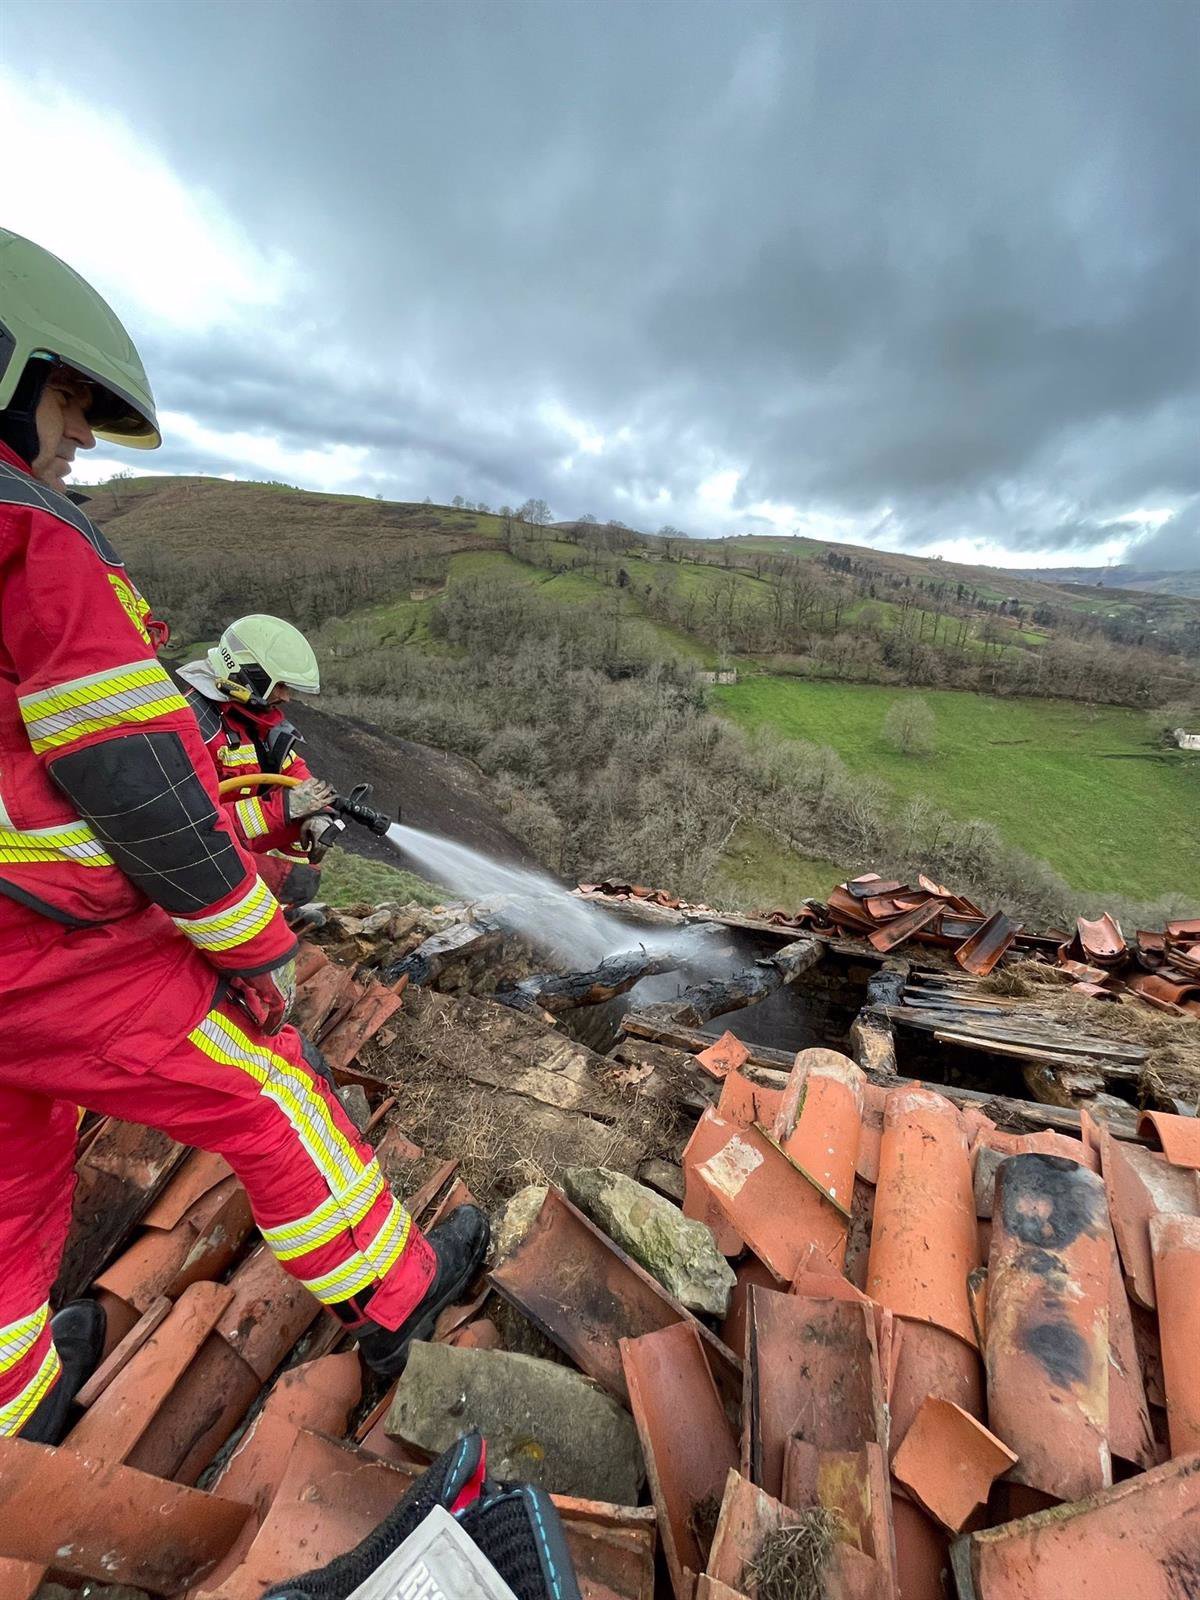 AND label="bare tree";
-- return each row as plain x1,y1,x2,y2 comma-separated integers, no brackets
882,696,937,758
518,498,553,526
